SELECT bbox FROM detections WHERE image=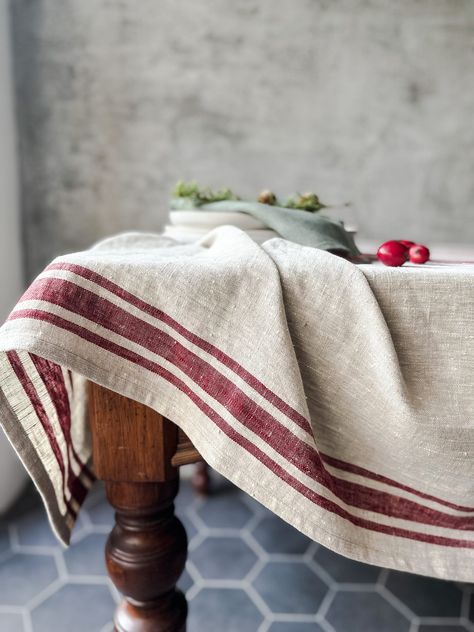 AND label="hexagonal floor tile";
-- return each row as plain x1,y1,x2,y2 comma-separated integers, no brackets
15,506,59,547
0,612,24,631
178,567,194,594
419,626,469,632
253,561,327,614
313,546,380,583
386,571,463,617
5,483,42,518
31,582,115,632
268,623,325,631
0,552,57,605
189,588,263,632
177,512,198,543
83,493,115,527
190,536,257,580
326,590,410,631
241,491,267,515
0,525,10,557
196,489,253,529
469,593,474,622
252,515,310,555
175,477,197,513
69,516,88,545
63,532,107,576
